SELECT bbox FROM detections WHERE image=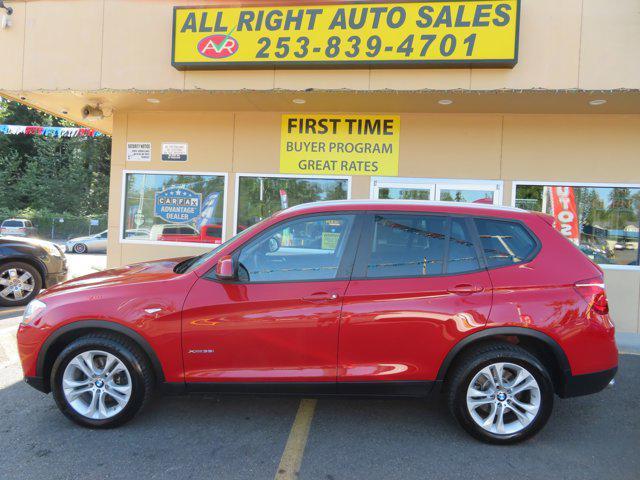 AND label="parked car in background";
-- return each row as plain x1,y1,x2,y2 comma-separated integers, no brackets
65,230,108,254
157,224,222,244
0,236,66,306
17,201,617,444
0,219,37,237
